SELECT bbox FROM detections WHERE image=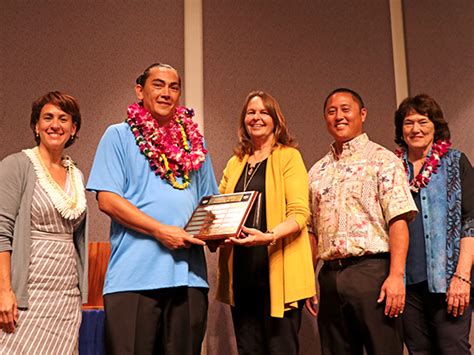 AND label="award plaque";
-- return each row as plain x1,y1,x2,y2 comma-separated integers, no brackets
185,191,259,240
